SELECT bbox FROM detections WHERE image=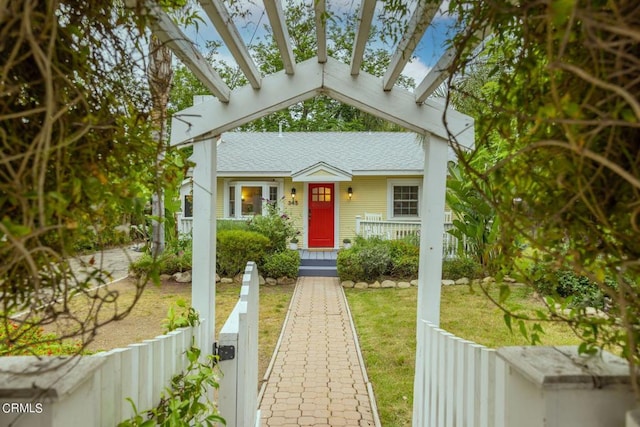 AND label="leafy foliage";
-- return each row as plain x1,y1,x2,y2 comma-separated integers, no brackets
337,237,420,281
130,237,192,277
262,250,301,279
445,0,640,391
0,0,189,356
216,230,269,277
118,345,225,427
248,202,299,253
0,321,82,356
441,257,483,280
446,163,499,273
